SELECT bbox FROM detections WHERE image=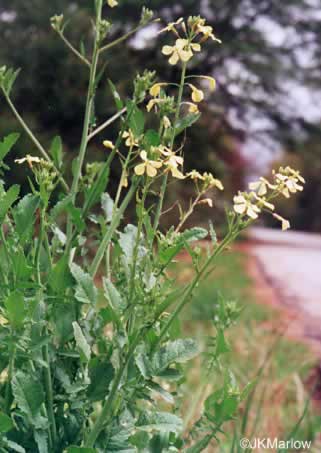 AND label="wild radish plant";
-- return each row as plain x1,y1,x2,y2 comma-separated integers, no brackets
0,1,304,451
